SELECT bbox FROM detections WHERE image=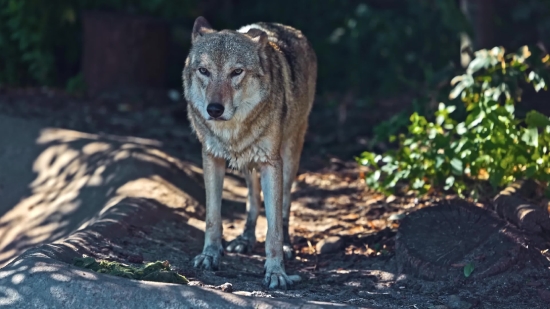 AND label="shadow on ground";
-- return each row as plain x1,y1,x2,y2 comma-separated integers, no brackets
0,195,348,308
0,114,247,268
1,94,550,308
